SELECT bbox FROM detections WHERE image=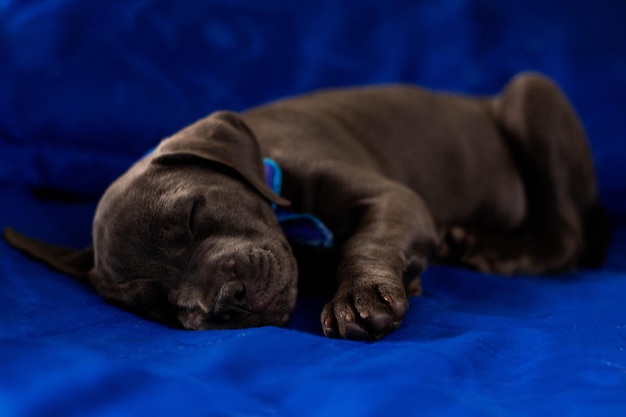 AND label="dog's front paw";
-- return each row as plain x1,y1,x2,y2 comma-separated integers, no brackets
321,282,408,340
